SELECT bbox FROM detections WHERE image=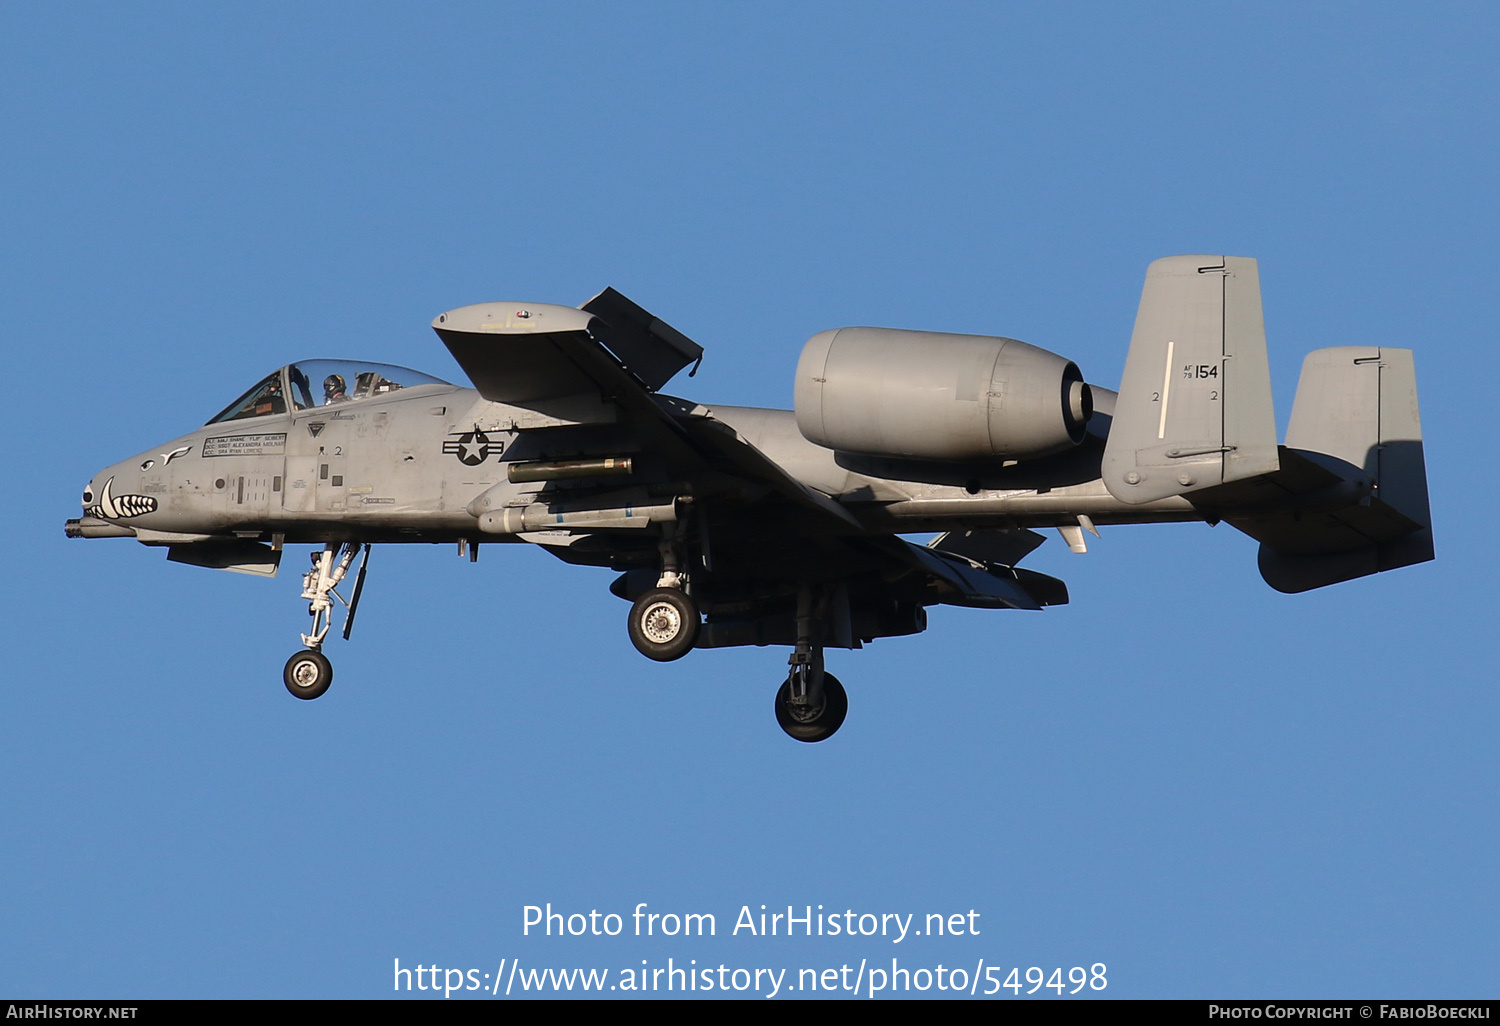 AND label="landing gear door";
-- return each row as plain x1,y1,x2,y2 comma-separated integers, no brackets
283,456,318,512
